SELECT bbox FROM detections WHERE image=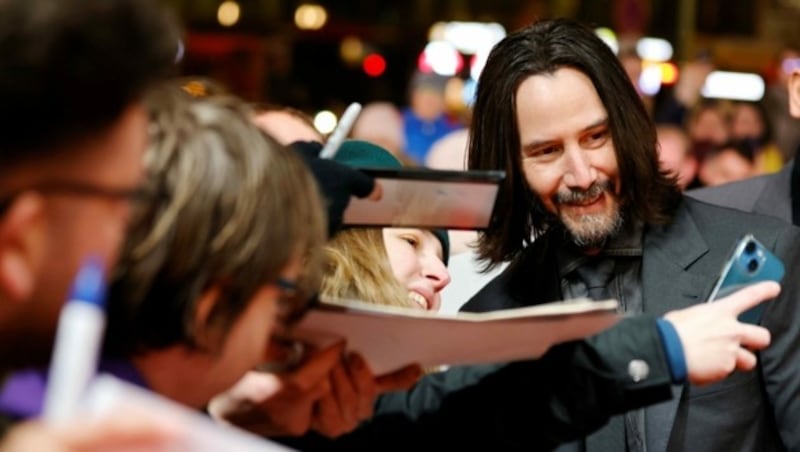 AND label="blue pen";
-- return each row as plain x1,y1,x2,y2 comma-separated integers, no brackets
43,257,107,422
